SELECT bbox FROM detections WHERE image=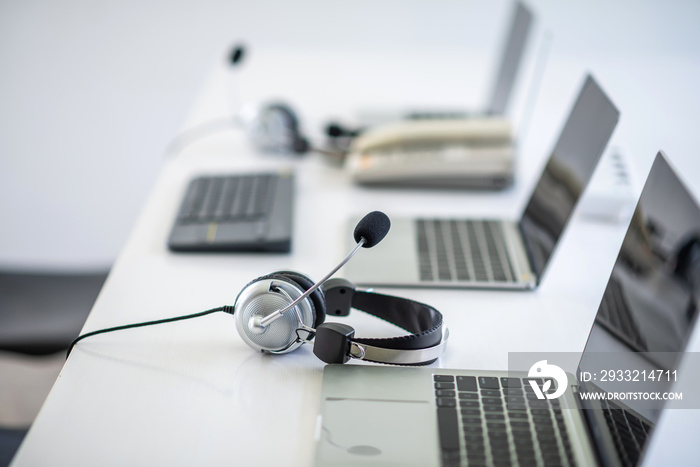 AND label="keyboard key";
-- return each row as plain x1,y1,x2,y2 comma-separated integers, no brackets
510,421,530,429
514,437,535,447
466,444,486,454
437,398,456,408
434,375,455,382
457,376,478,391
493,459,513,467
506,404,528,411
501,377,522,388
489,438,510,449
510,425,532,433
478,377,500,389
517,454,537,465
482,397,503,406
466,454,488,465
459,392,479,400
463,425,485,434
437,407,459,451
460,400,480,408
485,414,505,421
480,390,501,398
515,440,536,456
435,382,455,390
512,431,532,440
442,450,461,461
487,422,508,431
484,405,504,412
492,449,512,459
542,453,562,465
528,400,549,409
